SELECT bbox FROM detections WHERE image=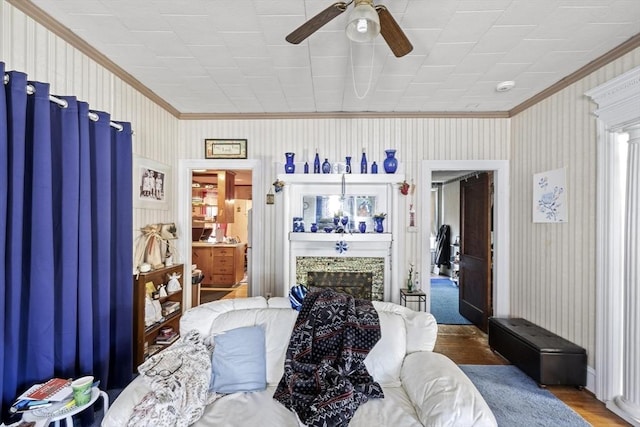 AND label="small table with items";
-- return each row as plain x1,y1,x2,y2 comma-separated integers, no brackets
22,387,109,427
400,288,427,312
